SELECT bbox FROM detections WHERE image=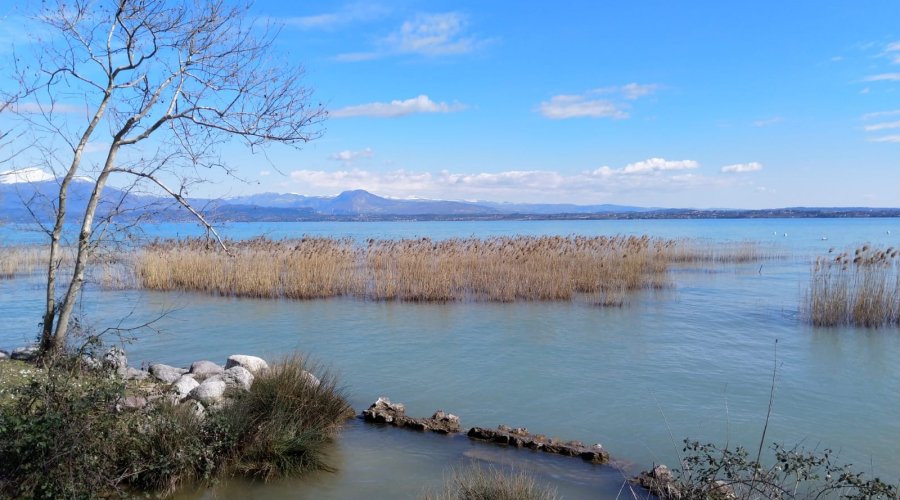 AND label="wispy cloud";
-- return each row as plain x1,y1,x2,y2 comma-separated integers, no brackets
753,117,783,127
861,109,900,120
280,3,387,30
867,134,900,143
537,83,660,120
720,162,763,174
335,12,489,61
5,102,85,114
863,120,900,132
862,72,900,82
328,148,374,163
331,95,466,118
286,158,714,203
